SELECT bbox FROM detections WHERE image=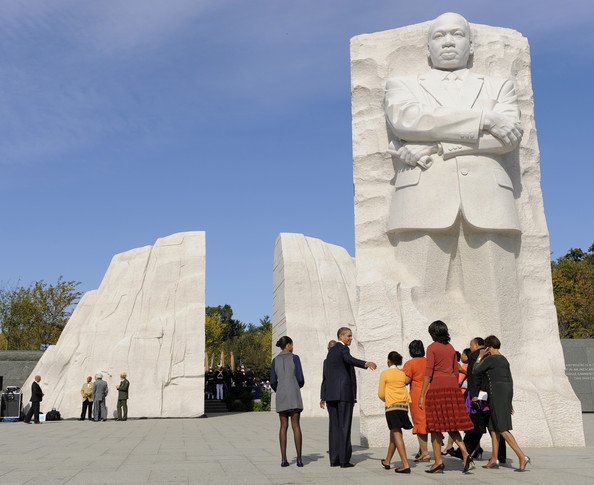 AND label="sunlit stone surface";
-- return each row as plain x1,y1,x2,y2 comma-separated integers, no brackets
22,232,206,419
